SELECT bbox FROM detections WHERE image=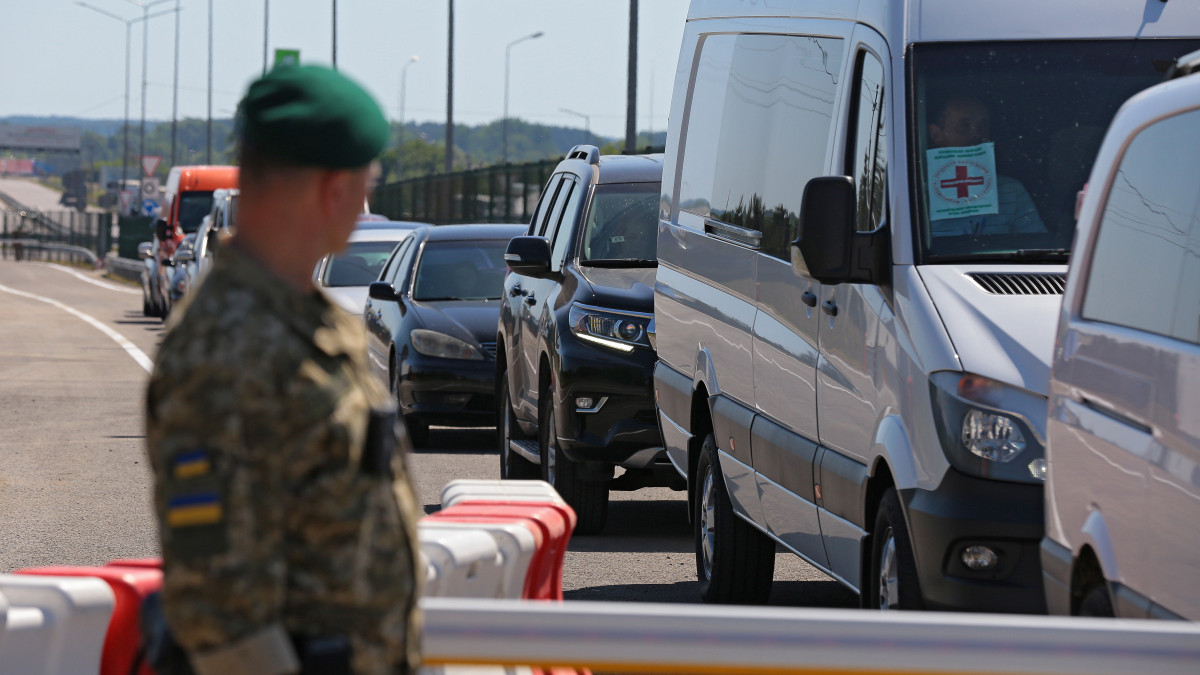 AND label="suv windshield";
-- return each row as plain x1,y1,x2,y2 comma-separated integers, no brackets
911,39,1200,263
580,183,659,264
178,191,215,233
